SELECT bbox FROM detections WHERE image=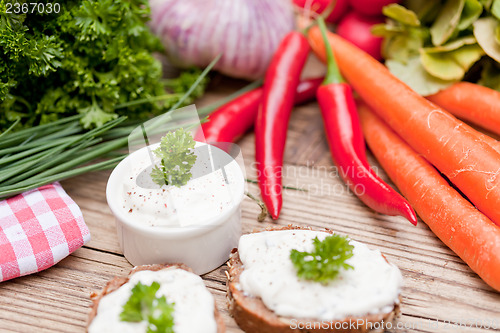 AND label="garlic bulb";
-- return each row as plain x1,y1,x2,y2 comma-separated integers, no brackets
149,0,296,80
